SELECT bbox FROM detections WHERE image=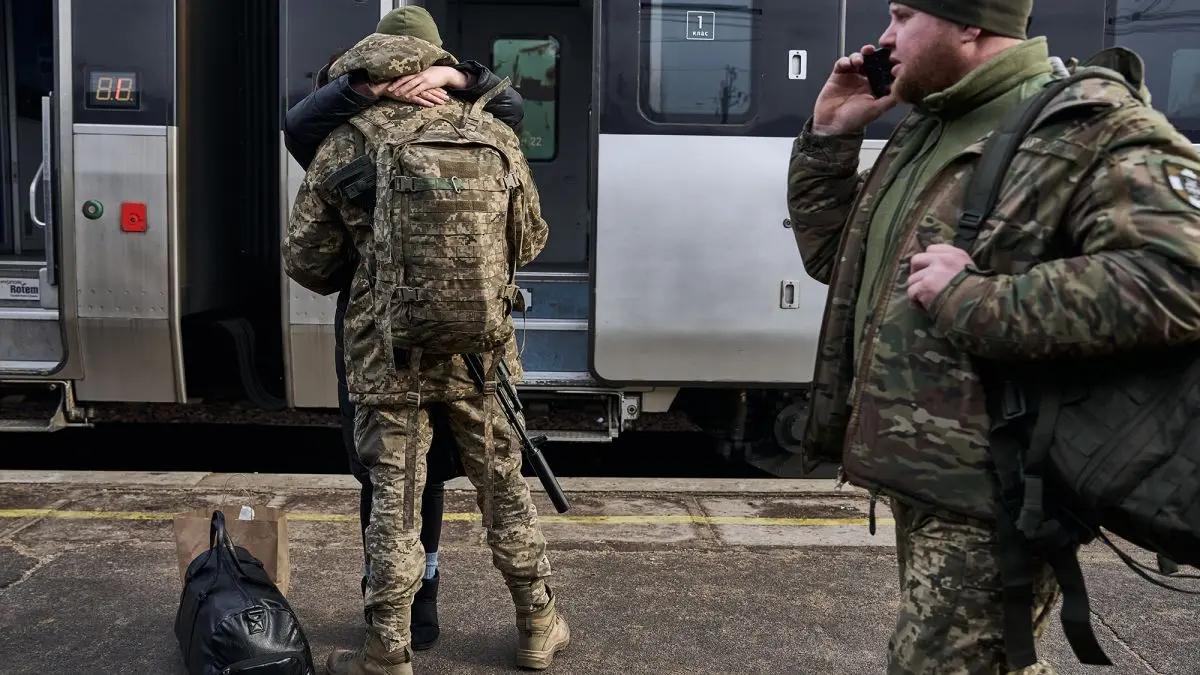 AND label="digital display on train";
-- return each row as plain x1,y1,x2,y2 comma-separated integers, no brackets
85,70,140,110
